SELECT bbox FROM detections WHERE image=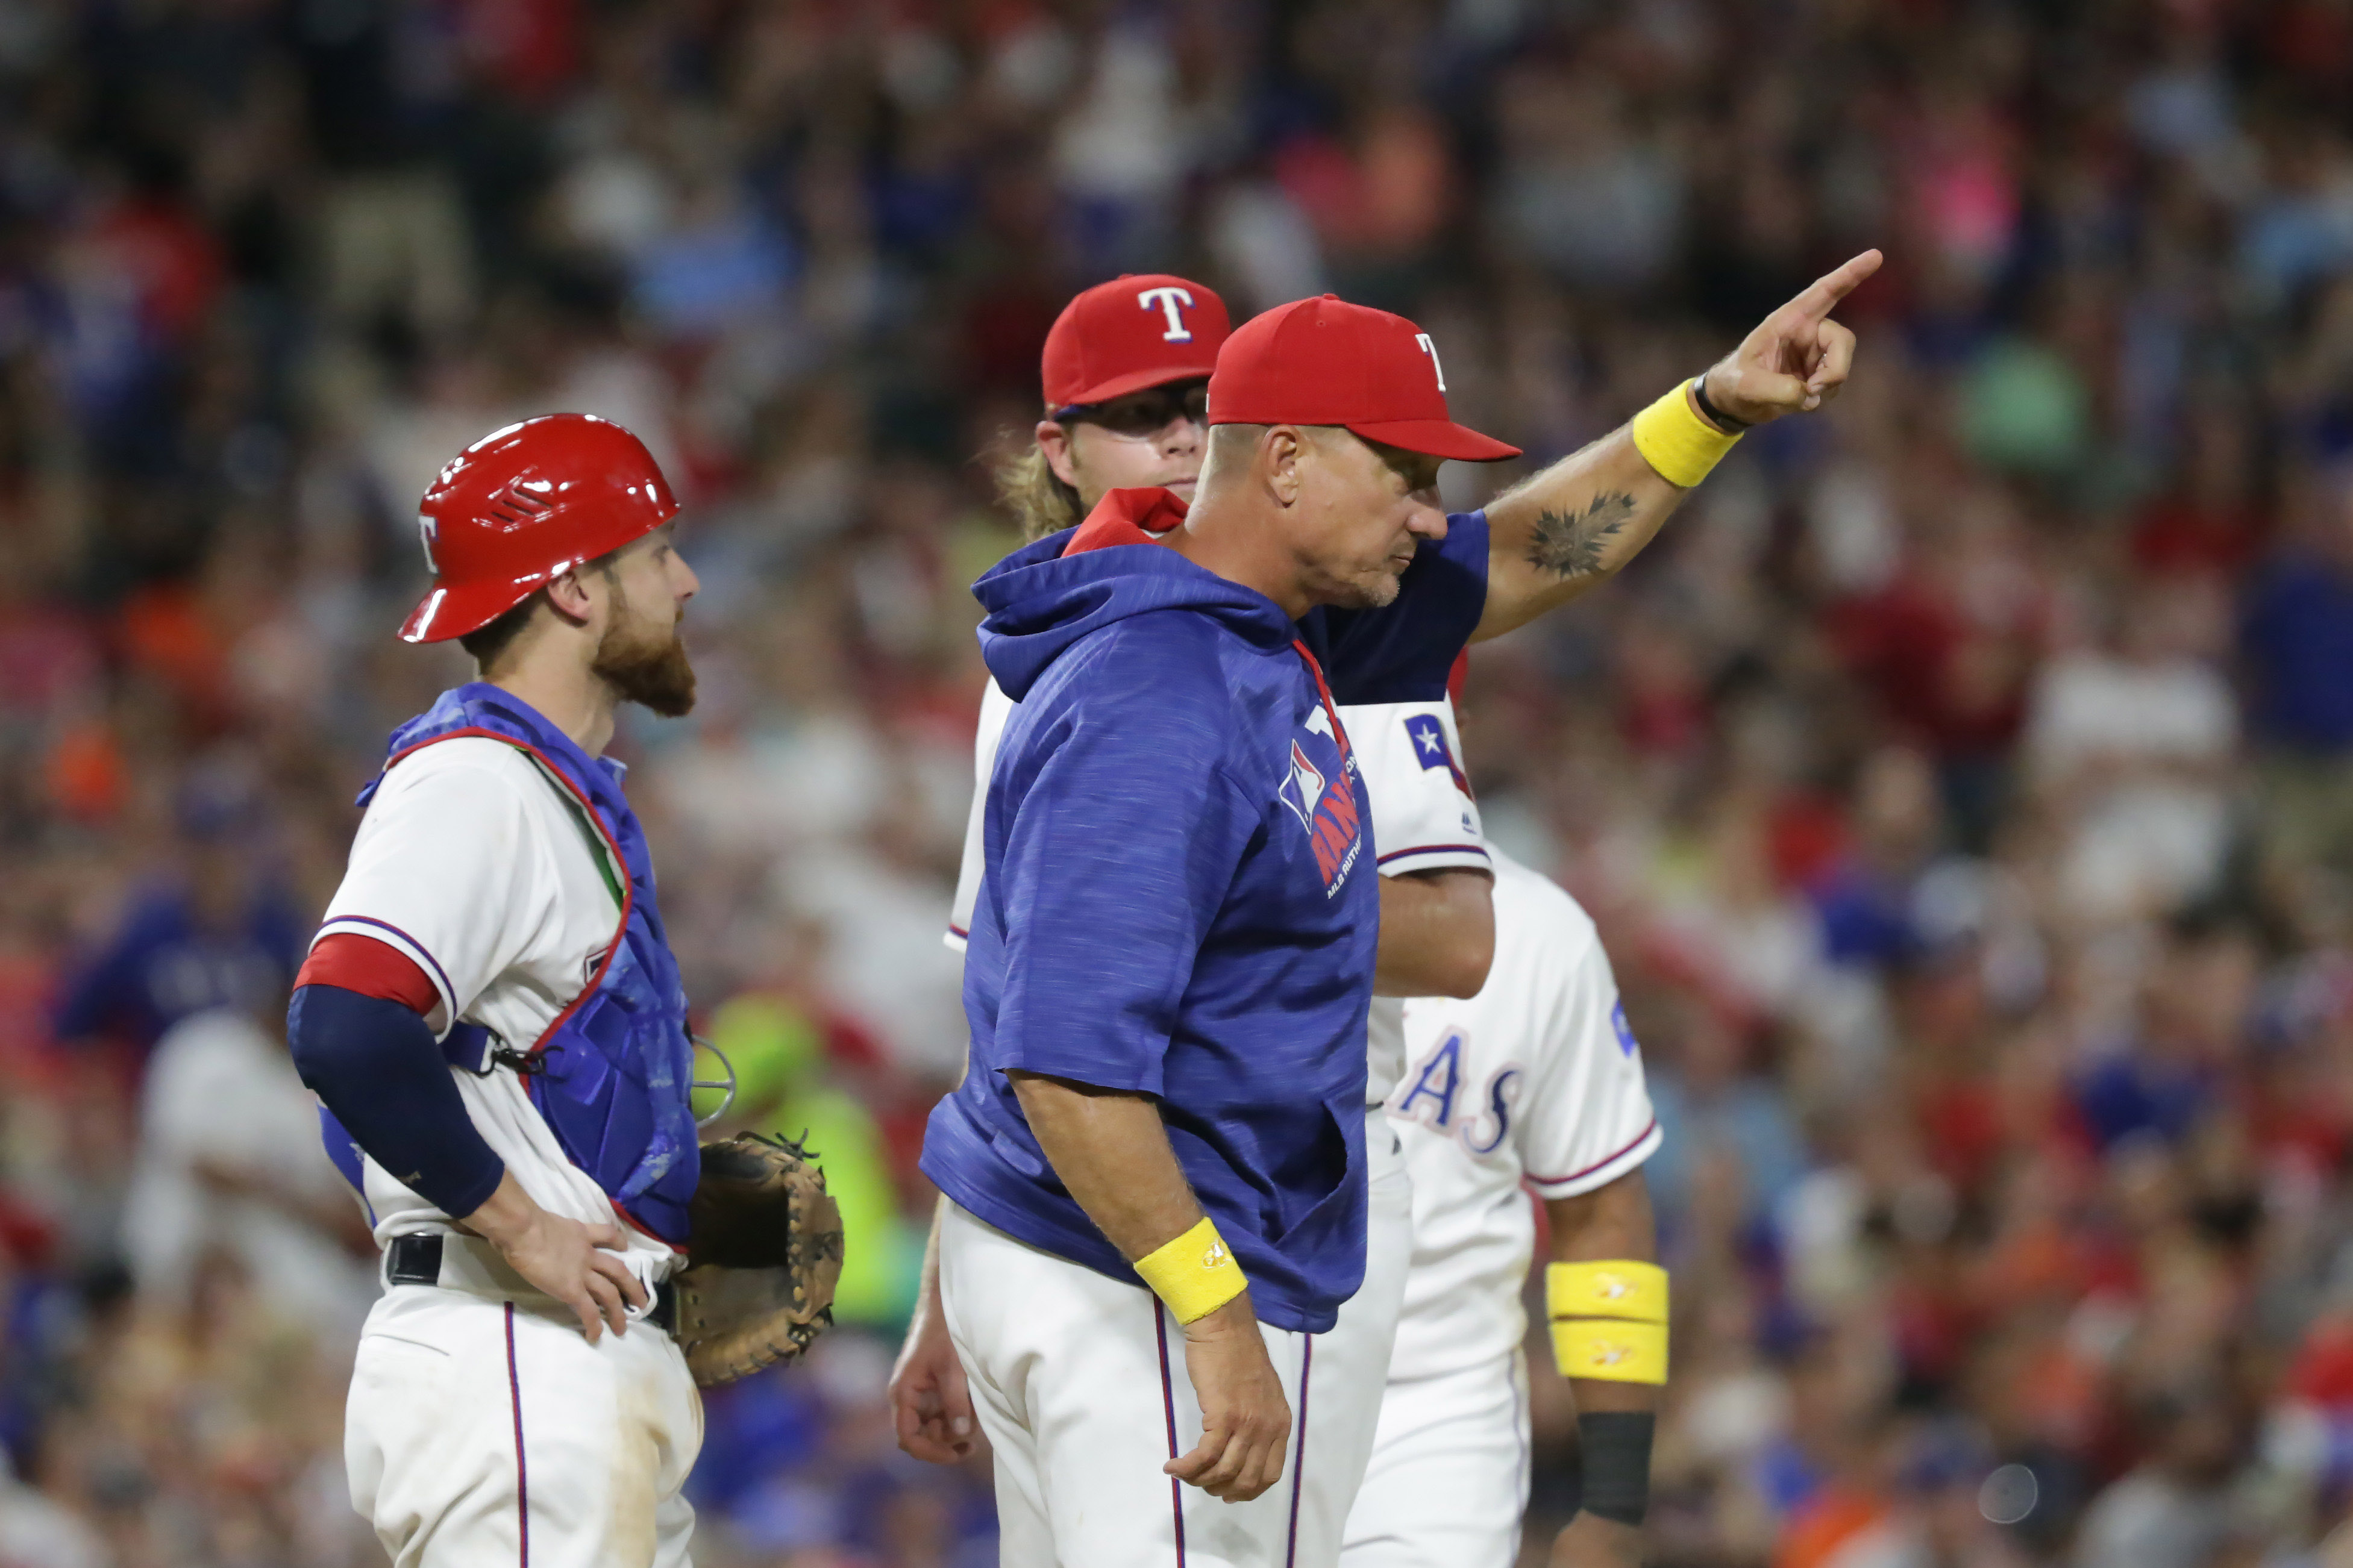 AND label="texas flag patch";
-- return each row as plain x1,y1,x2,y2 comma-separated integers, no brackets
1403,712,1473,799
